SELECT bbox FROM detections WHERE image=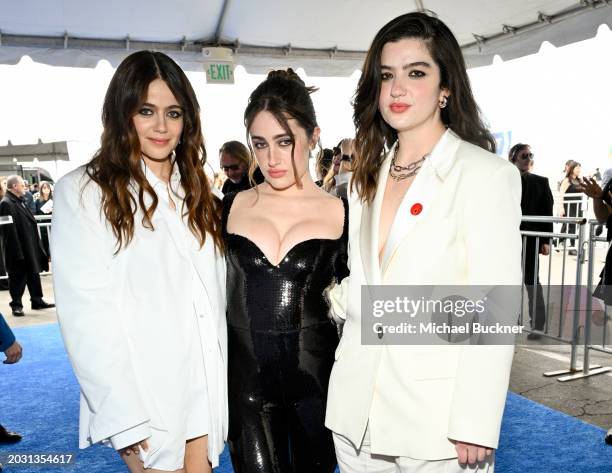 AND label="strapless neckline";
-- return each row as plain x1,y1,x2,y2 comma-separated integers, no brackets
226,233,342,267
